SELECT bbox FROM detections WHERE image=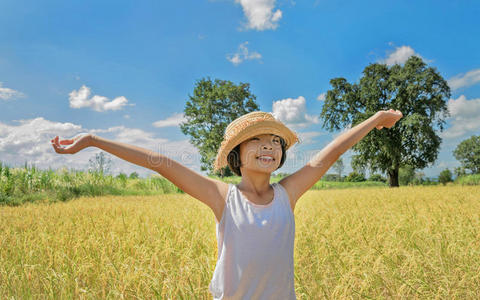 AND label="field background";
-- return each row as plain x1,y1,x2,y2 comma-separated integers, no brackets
1,185,479,299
